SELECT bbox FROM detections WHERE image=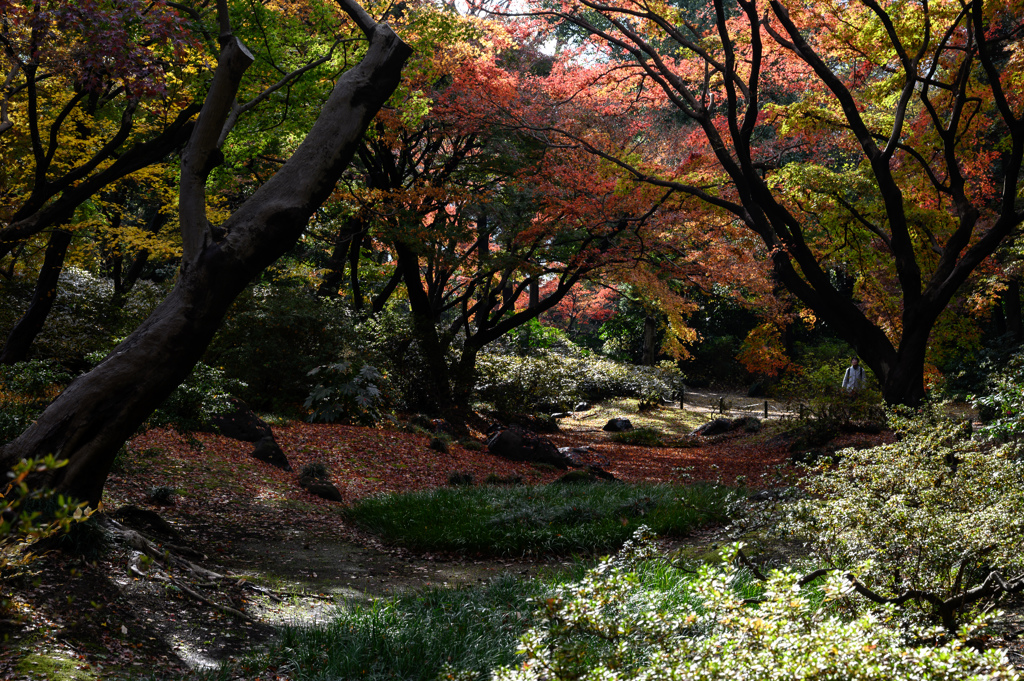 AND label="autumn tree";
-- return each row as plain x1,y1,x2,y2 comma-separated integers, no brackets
487,0,1024,405
0,0,411,505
